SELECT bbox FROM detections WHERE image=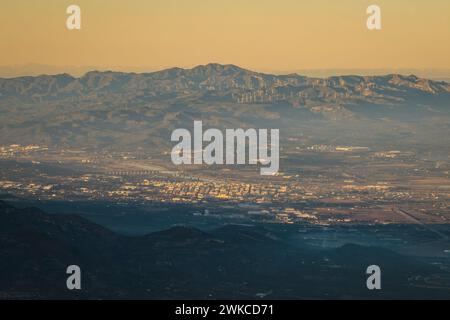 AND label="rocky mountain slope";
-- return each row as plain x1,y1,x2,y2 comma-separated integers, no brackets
0,64,449,149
